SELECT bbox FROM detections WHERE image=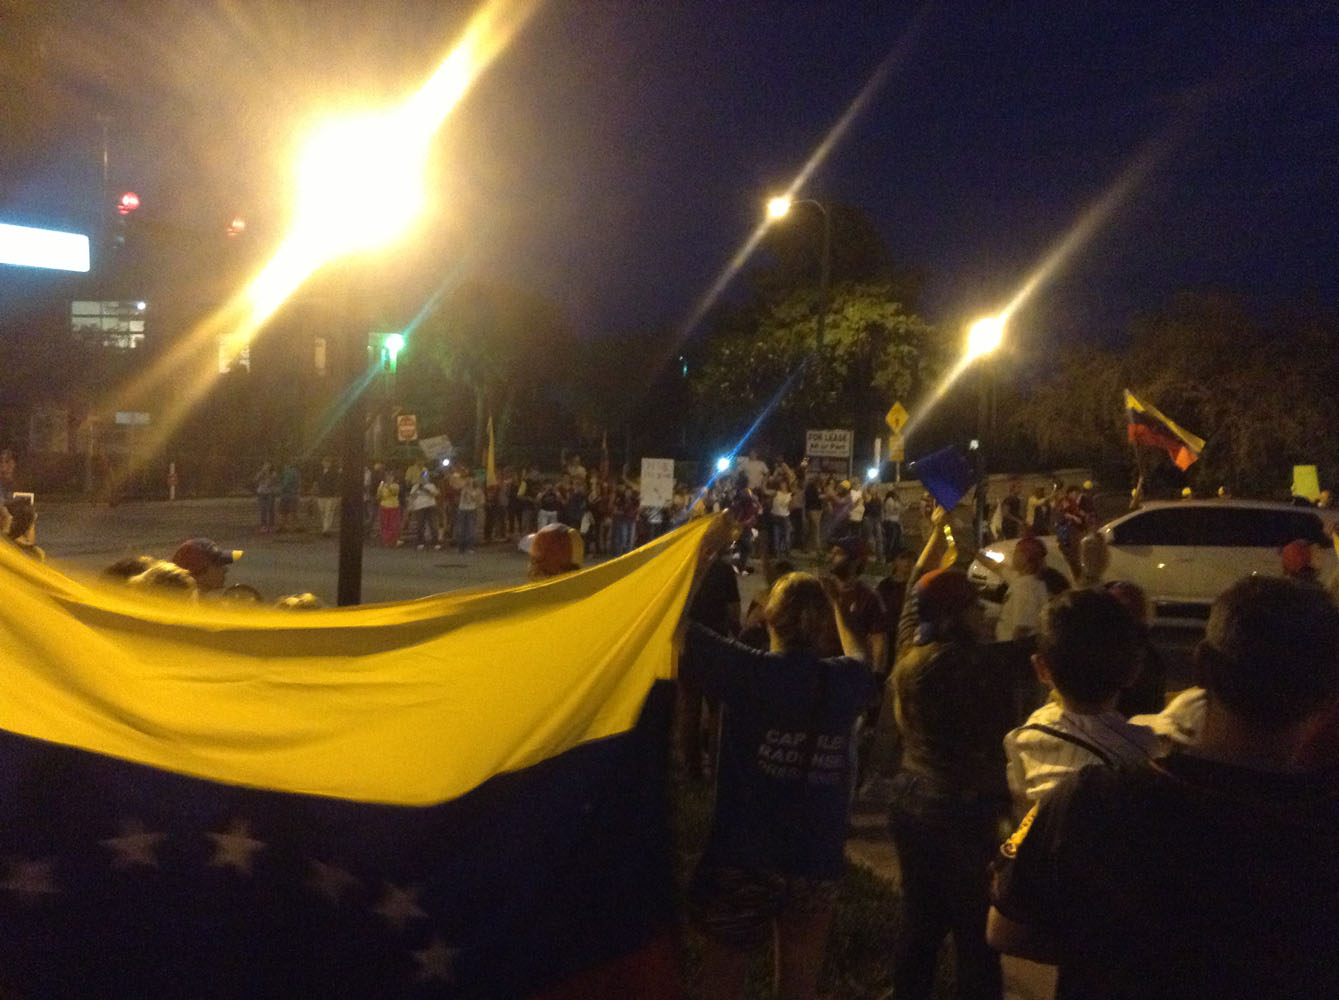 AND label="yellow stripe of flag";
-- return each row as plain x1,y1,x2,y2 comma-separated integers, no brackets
0,516,713,806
